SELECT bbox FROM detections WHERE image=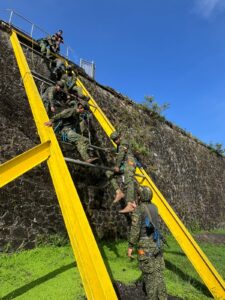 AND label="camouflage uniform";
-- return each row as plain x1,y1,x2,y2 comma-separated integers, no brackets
51,58,66,79
50,107,90,161
105,169,120,193
60,72,84,98
41,85,62,114
129,187,167,300
38,35,52,58
116,139,136,204
42,85,58,113
38,31,63,58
